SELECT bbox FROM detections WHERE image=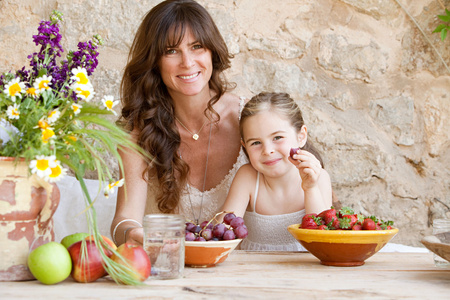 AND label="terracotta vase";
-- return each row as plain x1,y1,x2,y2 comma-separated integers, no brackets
0,157,60,281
